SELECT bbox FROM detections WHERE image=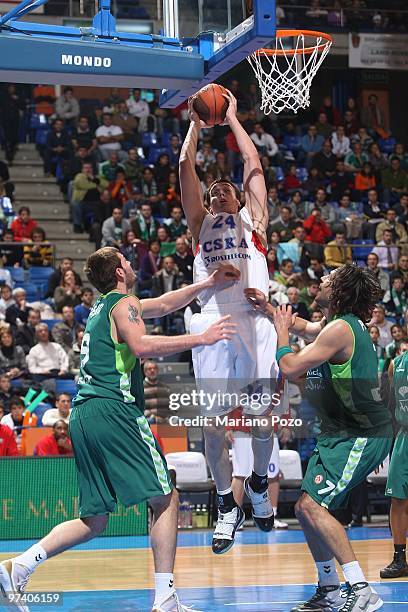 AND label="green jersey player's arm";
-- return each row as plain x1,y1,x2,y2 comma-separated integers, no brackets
179,111,208,244
278,320,353,379
111,296,236,359
141,264,241,318
224,92,268,247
